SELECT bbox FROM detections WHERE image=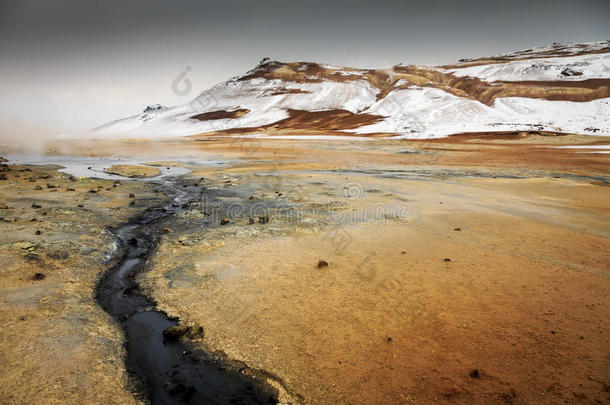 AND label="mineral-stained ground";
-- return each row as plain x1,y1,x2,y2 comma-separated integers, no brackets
1,133,609,404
